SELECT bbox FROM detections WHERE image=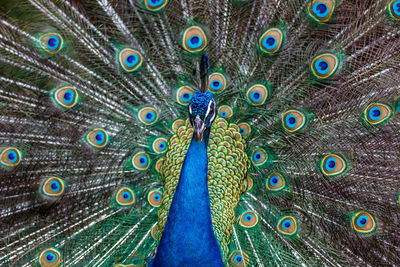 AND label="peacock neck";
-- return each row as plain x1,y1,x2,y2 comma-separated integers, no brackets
151,135,223,267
